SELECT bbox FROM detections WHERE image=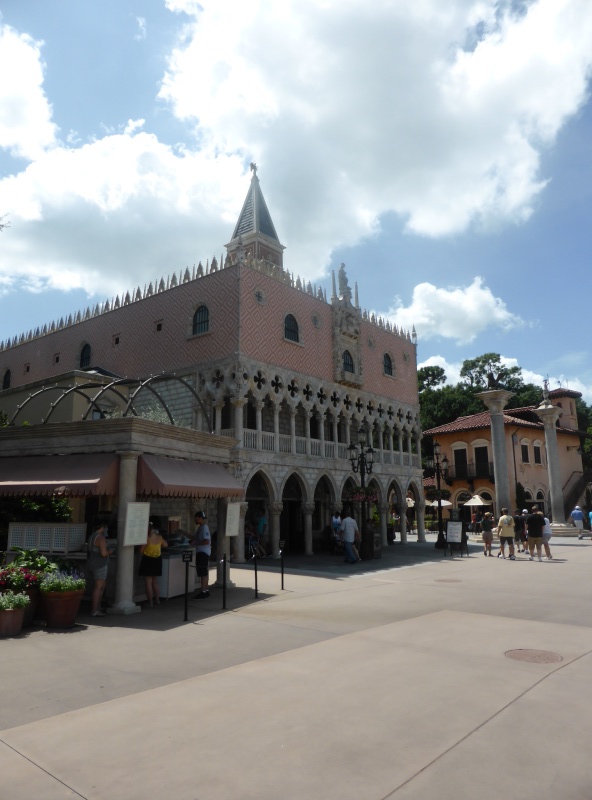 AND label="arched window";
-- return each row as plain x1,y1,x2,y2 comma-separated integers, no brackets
284,314,299,342
383,353,393,376
192,305,209,335
79,344,91,369
343,350,354,373
2,369,10,390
